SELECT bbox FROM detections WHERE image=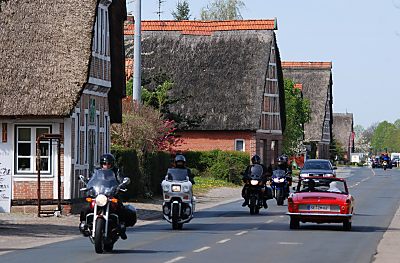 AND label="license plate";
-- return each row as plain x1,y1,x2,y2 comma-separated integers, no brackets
300,204,330,211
